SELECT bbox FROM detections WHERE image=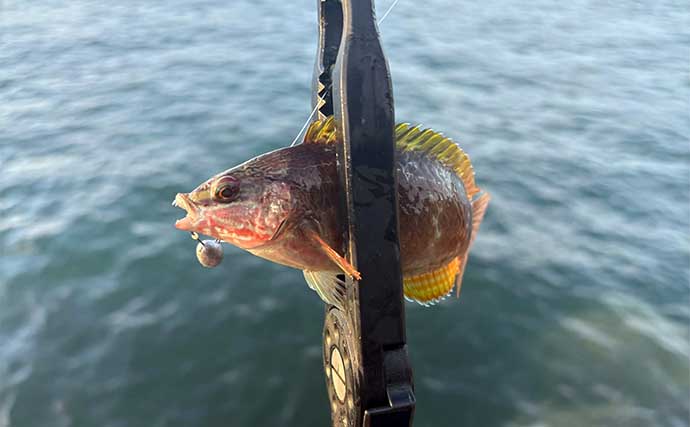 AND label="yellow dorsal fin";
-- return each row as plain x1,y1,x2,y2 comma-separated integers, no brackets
395,123,480,200
403,258,460,306
303,116,338,145
302,118,481,199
